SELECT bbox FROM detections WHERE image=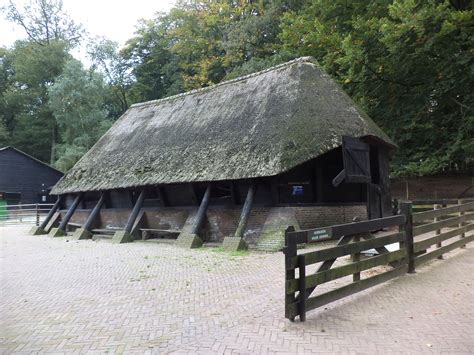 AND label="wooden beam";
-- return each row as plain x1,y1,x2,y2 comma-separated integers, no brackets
58,193,83,231
124,190,145,234
234,184,256,239
332,169,346,187
191,184,211,235
83,192,105,231
189,184,199,206
40,196,62,230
